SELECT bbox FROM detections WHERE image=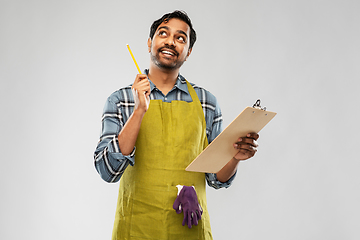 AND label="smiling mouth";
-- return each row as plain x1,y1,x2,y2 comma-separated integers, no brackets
159,48,178,57
162,50,175,56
